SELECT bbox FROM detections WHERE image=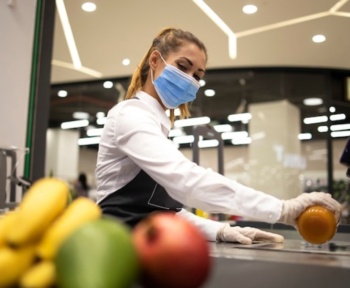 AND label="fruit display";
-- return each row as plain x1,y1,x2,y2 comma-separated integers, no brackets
0,177,104,287
132,211,212,288
0,245,35,287
0,211,18,247
37,197,102,260
0,177,213,288
297,205,337,245
6,177,70,246
19,260,56,288
55,217,139,288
